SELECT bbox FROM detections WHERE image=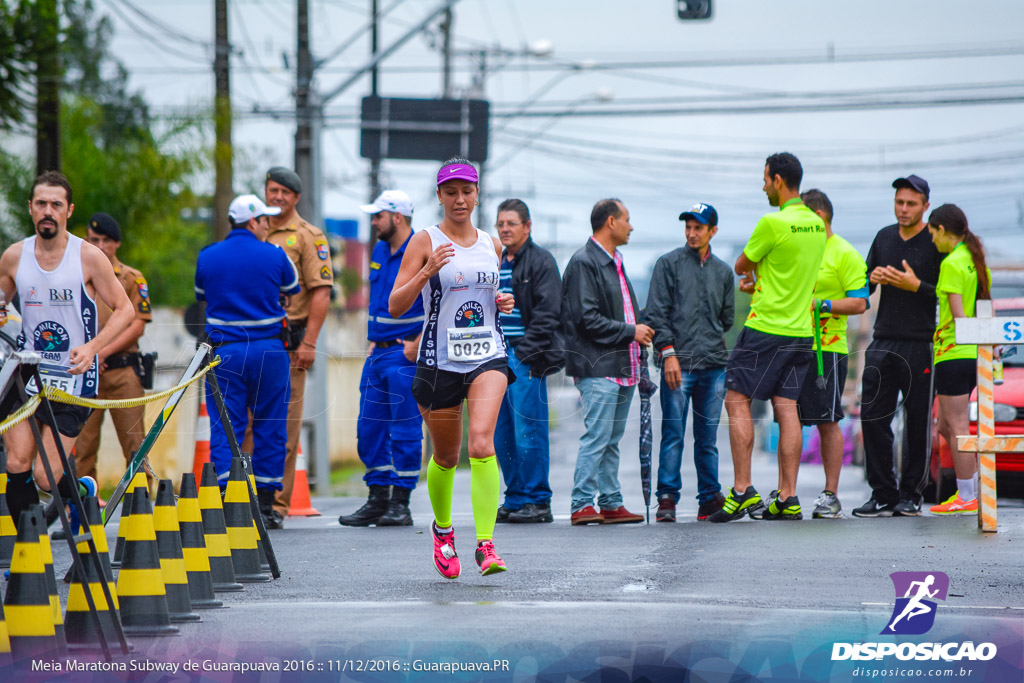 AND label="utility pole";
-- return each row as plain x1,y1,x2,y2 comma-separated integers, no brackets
441,7,453,97
213,0,233,240
34,0,60,174
368,0,382,208
295,0,315,223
